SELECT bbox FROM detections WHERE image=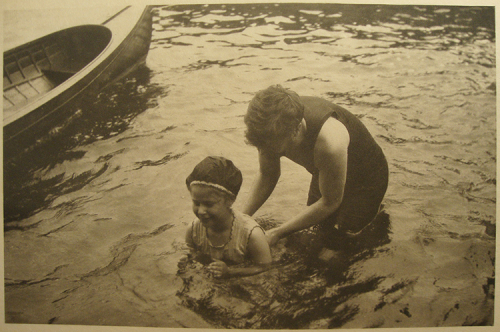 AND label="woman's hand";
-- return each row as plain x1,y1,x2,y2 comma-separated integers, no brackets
266,228,281,247
207,259,229,278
